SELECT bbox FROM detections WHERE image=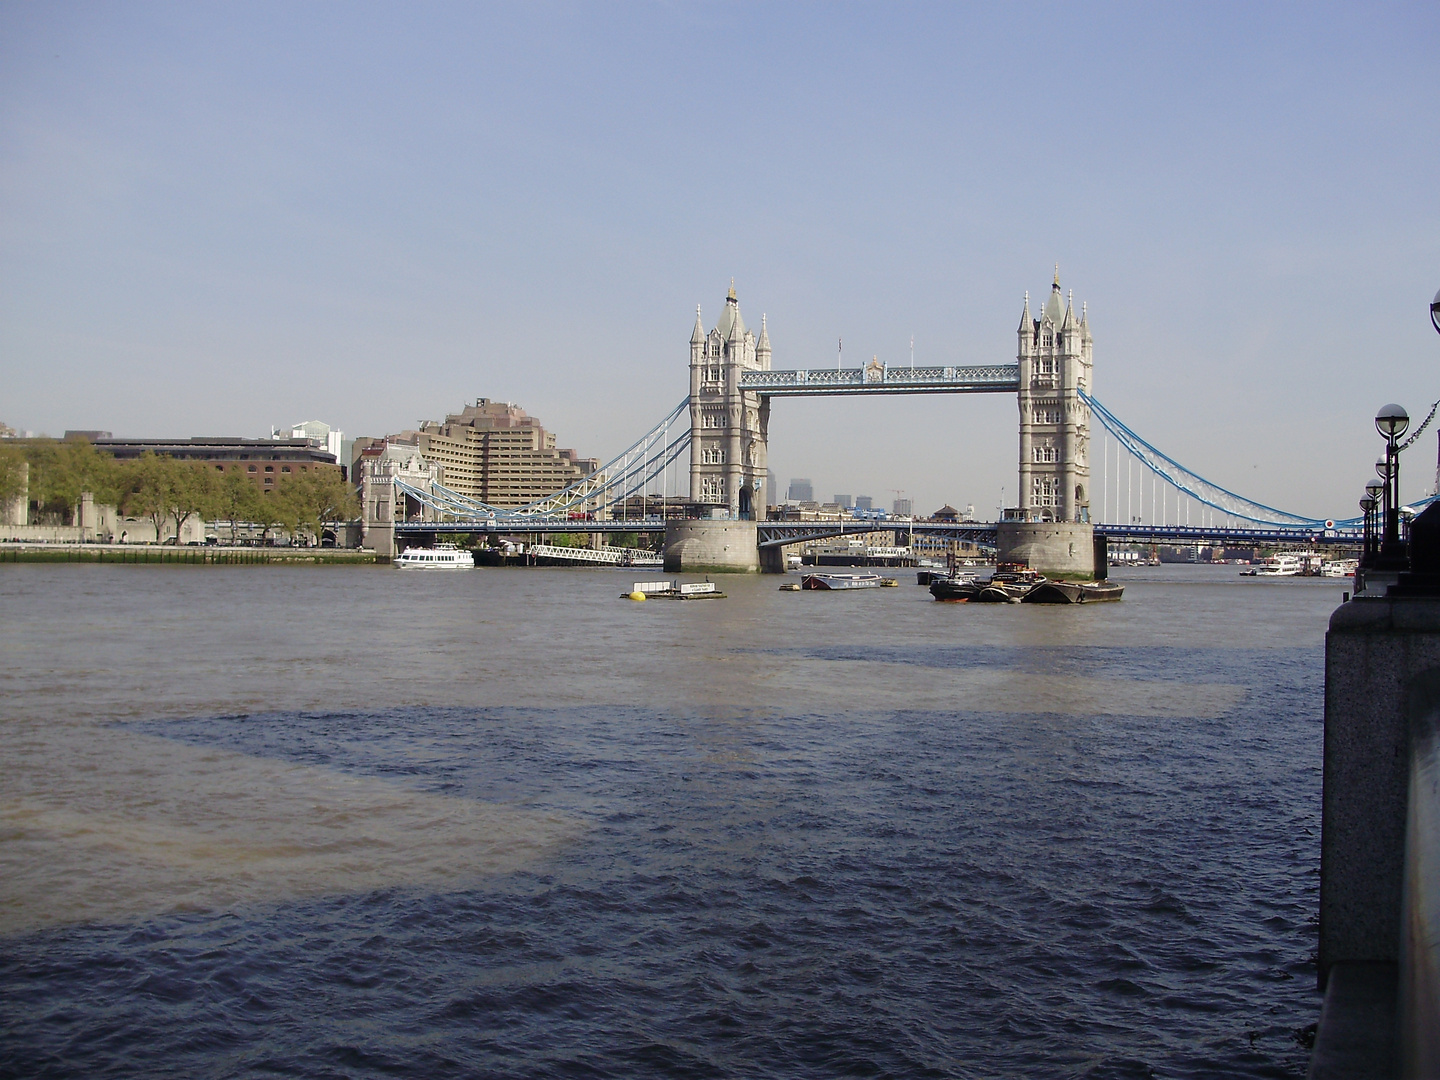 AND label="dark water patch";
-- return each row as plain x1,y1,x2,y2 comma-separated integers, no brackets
9,654,1323,1077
